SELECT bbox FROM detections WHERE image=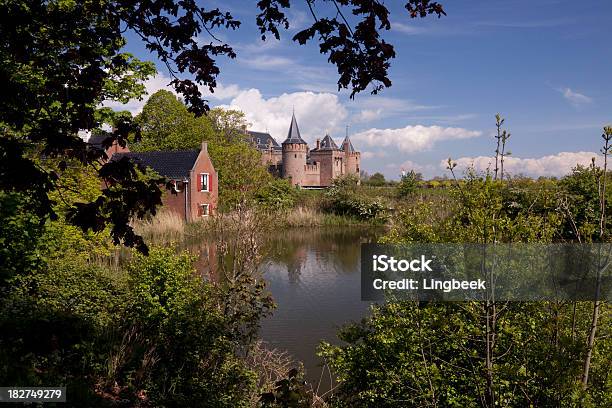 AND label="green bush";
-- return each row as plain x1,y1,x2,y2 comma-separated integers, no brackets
364,172,387,187
396,170,421,198
0,192,46,283
0,255,125,403
123,248,257,407
254,178,298,211
0,246,260,407
325,175,386,220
